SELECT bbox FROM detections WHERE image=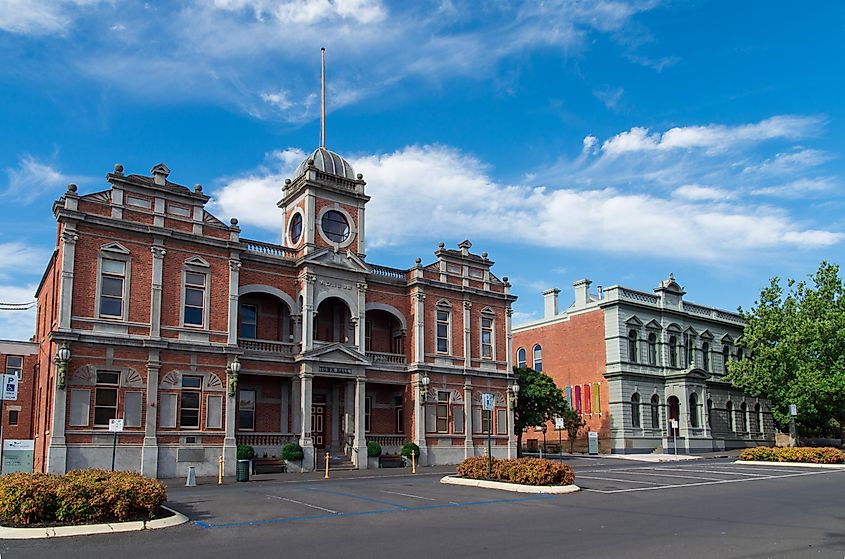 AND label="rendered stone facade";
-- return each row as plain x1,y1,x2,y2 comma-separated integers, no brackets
513,276,774,454
30,150,518,478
